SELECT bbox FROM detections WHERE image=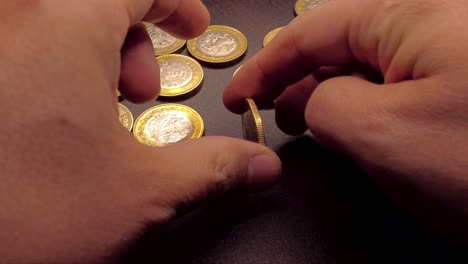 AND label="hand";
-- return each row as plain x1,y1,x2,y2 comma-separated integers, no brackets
224,0,468,240
0,1,281,263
